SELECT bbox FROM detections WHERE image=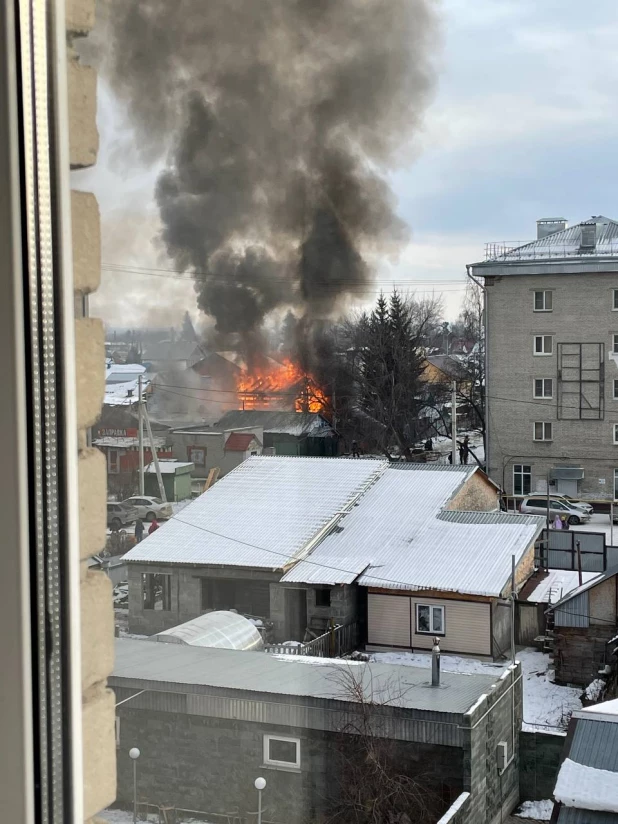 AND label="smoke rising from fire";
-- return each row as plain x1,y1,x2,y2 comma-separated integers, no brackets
101,0,438,364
